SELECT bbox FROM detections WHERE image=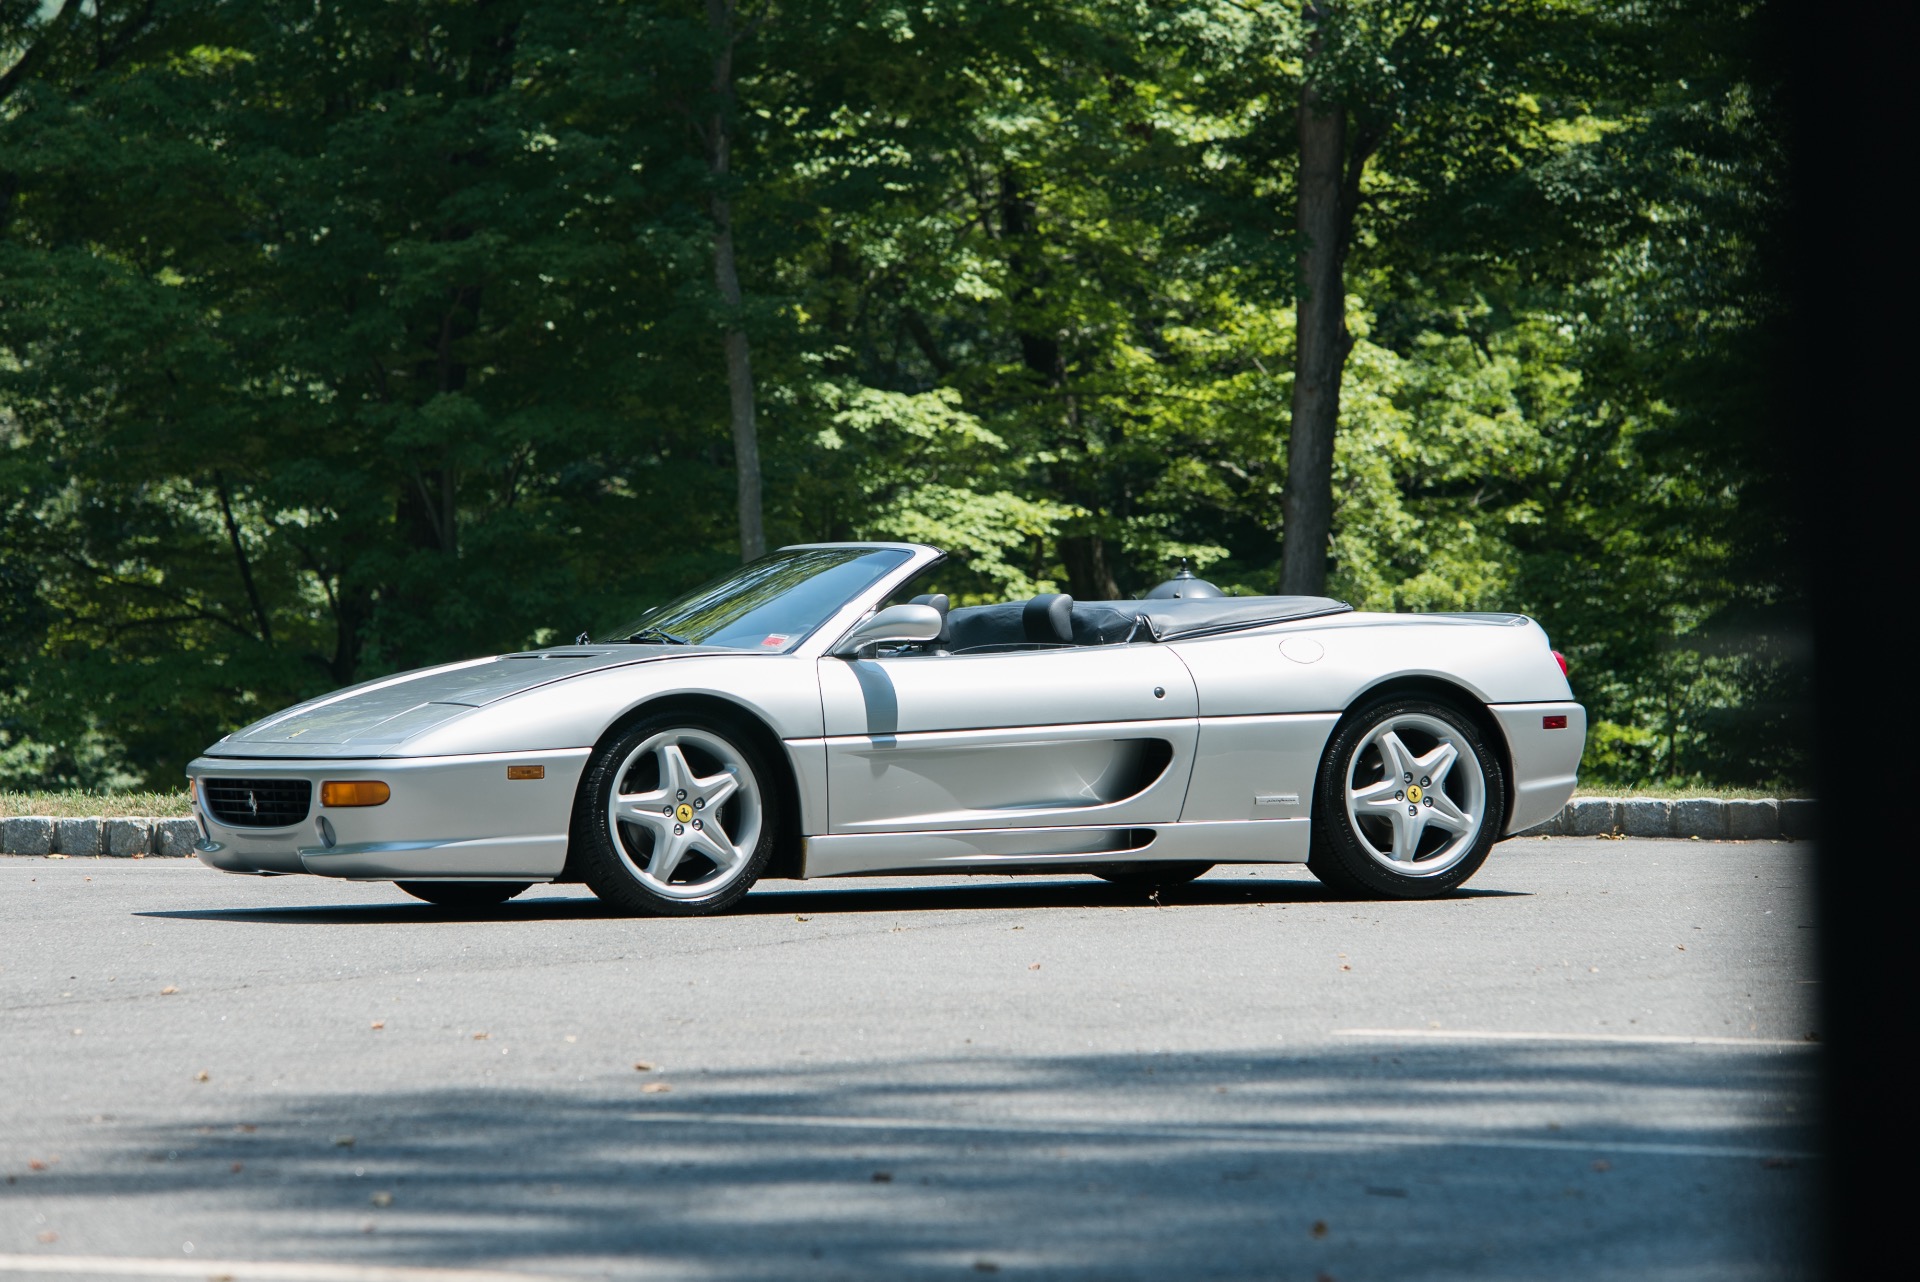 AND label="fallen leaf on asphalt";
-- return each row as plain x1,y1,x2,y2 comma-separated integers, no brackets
236,1124,257,1133
370,1021,385,1030
1340,964,1352,972
195,1070,210,1082
1591,1159,1612,1172
1028,963,1041,971
46,853,67,860
1311,1220,1329,1239
1675,945,1686,951
472,1031,489,1040
633,1061,655,1071
640,1082,672,1094
1588,967,1599,973
795,915,812,922
371,1191,394,1207
161,986,179,995
333,1135,355,1148
27,1159,46,1171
